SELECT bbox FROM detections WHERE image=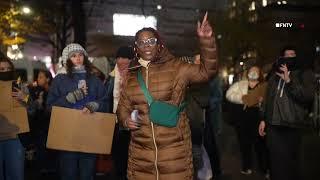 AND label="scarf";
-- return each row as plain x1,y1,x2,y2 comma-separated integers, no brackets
138,58,151,68
113,64,129,113
72,65,86,73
